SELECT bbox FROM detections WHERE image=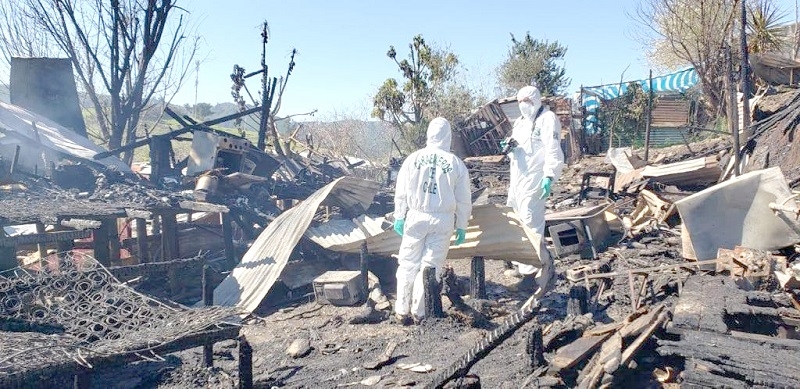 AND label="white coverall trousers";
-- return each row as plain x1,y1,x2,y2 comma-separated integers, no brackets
510,186,554,295
395,209,454,318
